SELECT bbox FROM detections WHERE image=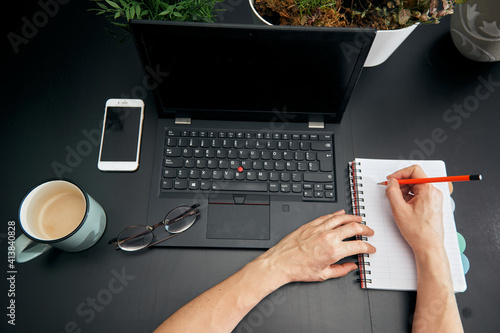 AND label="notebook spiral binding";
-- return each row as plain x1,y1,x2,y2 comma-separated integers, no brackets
349,161,372,287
